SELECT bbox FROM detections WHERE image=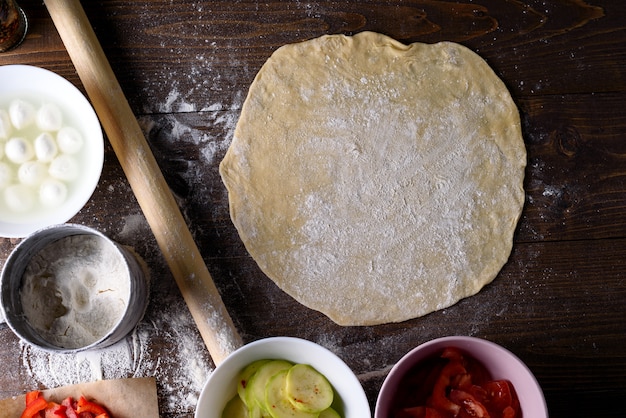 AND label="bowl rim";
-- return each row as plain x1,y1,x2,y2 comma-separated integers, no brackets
0,64,104,238
195,336,371,418
375,336,548,418
0,223,148,353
